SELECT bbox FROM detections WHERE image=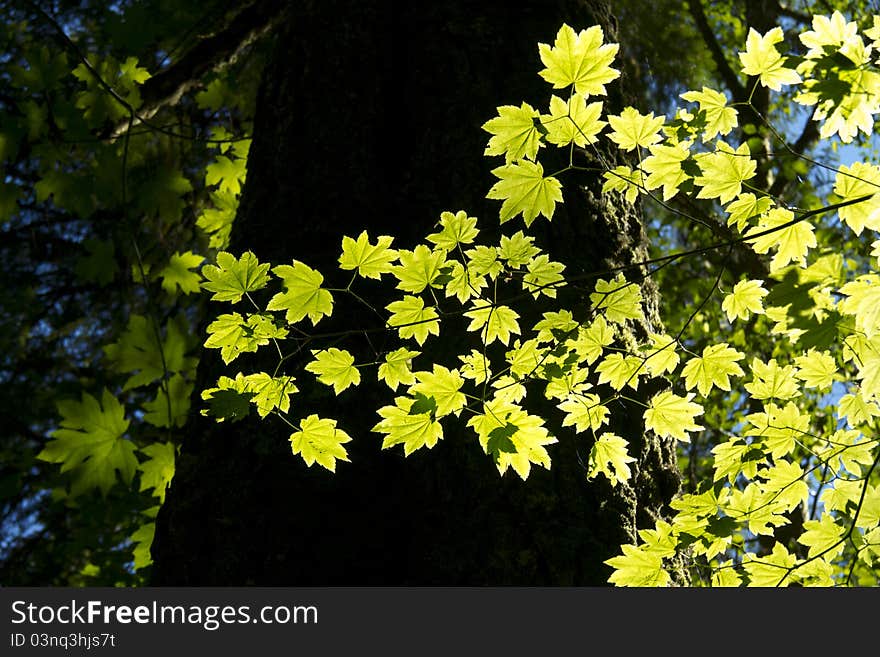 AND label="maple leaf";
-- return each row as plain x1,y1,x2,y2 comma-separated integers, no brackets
746,208,816,272
793,349,837,390
487,160,563,225
838,275,880,338
695,141,756,204
408,365,466,418
605,544,670,587
158,251,203,296
467,400,556,480
444,261,487,303
385,295,440,345
426,211,479,250
482,102,543,162
522,254,565,298
378,348,419,391
204,312,287,364
744,358,800,400
538,24,620,96
38,389,137,497
602,165,644,203
746,402,810,460
643,333,680,377
680,87,738,141
596,352,643,390
464,303,521,346
681,343,745,396
644,390,704,442
392,244,447,294
241,372,297,418
289,415,352,472
566,316,613,364
642,140,692,200
742,543,797,587
104,314,196,390
738,27,802,91
205,155,247,195
833,163,880,235
202,251,270,303
722,279,768,322
267,260,334,325
374,396,444,455
338,231,398,279
305,348,361,394
726,193,773,232
606,106,664,151
498,231,540,266
558,391,609,434
138,442,176,503
142,373,193,428
459,349,492,384
587,433,635,486
590,273,642,323
541,95,605,148
798,515,845,560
